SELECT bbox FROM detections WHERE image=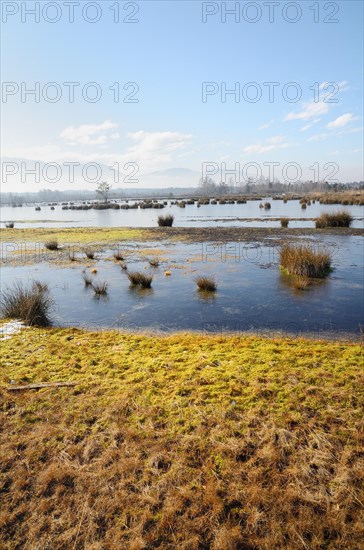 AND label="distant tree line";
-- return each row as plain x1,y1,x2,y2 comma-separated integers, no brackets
1,180,363,205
